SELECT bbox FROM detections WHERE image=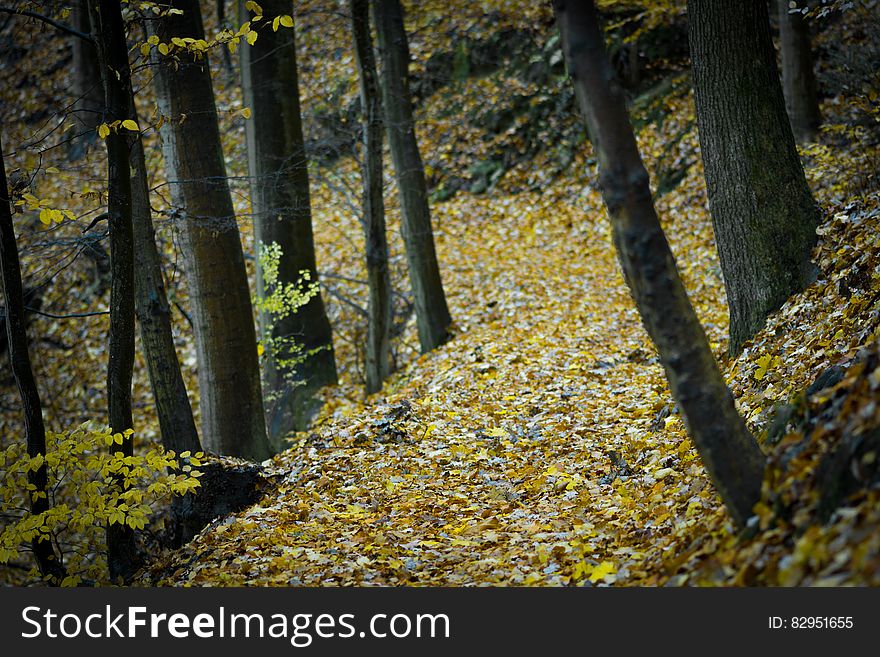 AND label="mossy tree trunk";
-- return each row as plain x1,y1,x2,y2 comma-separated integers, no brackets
554,0,766,528
239,0,338,446
778,0,821,142
152,0,271,461
0,132,66,584
373,0,452,353
351,0,392,395
688,0,820,354
128,94,201,456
